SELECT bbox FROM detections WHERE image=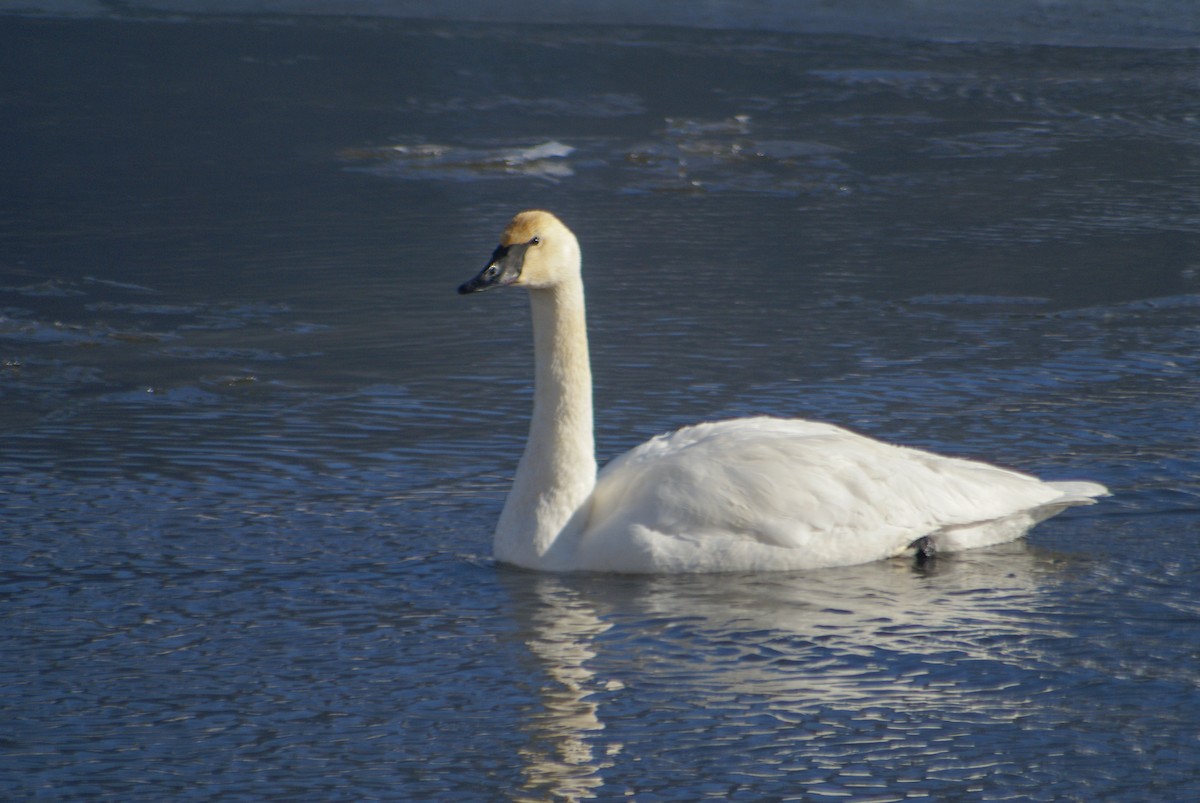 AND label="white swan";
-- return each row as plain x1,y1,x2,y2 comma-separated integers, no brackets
458,210,1107,573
